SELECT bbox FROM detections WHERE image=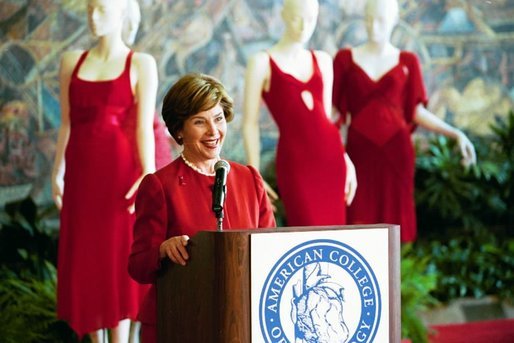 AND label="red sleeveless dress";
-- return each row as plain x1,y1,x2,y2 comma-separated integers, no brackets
262,51,347,226
57,51,150,336
332,49,428,242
